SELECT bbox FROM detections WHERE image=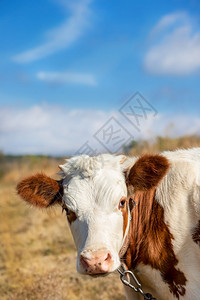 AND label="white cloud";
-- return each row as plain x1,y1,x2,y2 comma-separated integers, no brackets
144,12,200,75
150,12,187,36
12,0,92,63
0,105,109,154
0,104,200,155
37,71,97,86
